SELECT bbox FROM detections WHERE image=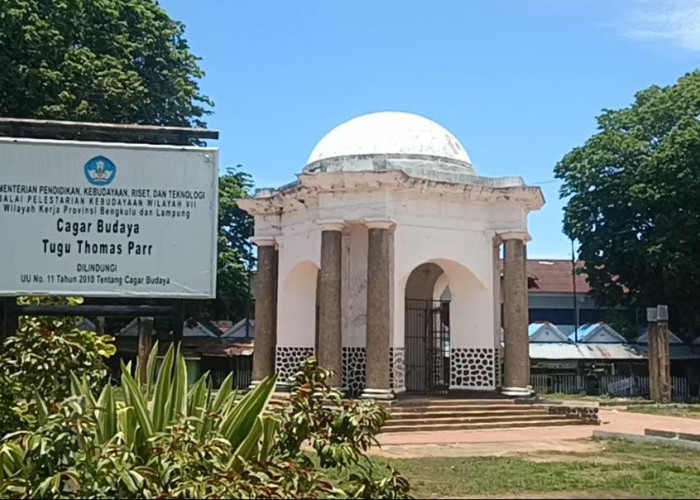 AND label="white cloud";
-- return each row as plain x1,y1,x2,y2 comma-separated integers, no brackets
613,0,700,51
